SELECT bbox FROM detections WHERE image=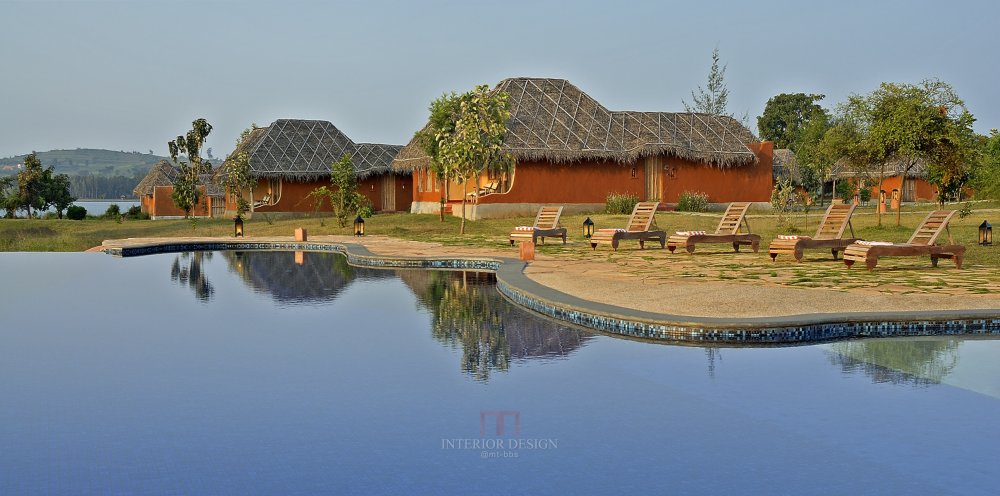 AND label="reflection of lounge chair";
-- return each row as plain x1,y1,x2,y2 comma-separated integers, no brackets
667,202,760,253
253,194,271,208
768,203,858,262
844,210,965,271
589,202,665,251
509,206,567,246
